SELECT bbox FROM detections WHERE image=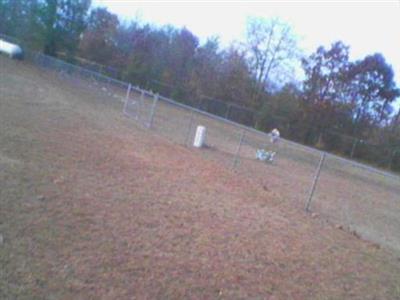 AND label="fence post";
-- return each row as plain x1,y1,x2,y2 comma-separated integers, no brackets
185,110,195,147
232,129,246,169
147,93,159,129
350,138,358,158
197,97,204,110
305,152,326,212
125,83,132,100
123,83,132,114
225,105,231,120
140,89,145,105
79,67,84,80
107,77,112,91
389,149,397,171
